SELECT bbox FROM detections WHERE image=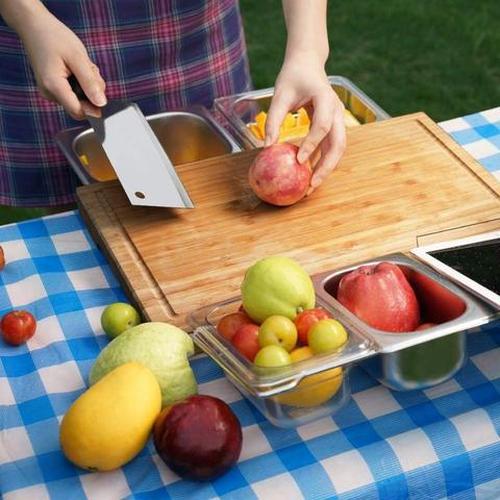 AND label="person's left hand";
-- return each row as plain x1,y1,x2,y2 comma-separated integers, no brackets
265,54,346,194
